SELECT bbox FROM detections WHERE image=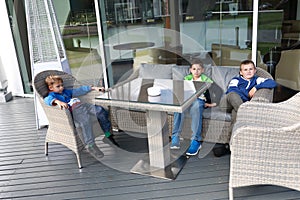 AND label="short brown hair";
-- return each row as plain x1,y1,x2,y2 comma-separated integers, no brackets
190,58,204,68
45,75,63,87
240,59,256,70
